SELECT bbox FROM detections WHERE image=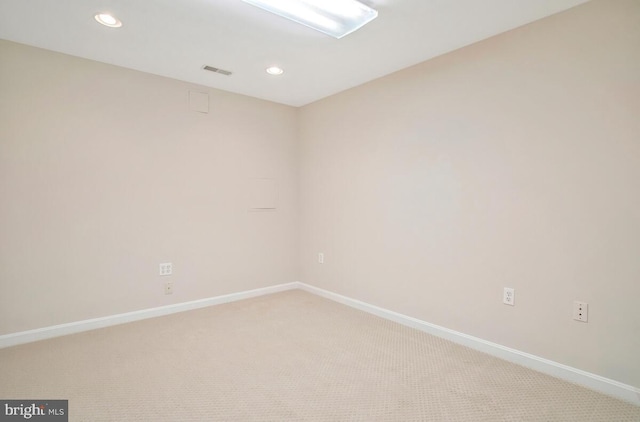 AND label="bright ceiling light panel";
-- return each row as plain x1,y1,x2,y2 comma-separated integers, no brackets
242,0,378,39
